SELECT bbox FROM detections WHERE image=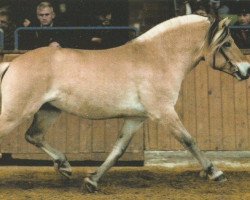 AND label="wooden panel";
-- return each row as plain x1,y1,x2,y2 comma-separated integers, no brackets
17,120,32,154
182,71,197,141
234,80,248,150
208,67,223,150
145,120,158,150
247,78,250,150
172,87,183,150
53,113,67,153
221,74,236,150
92,120,106,153
157,122,170,150
66,114,80,153
195,63,210,149
79,119,92,153
105,119,119,152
